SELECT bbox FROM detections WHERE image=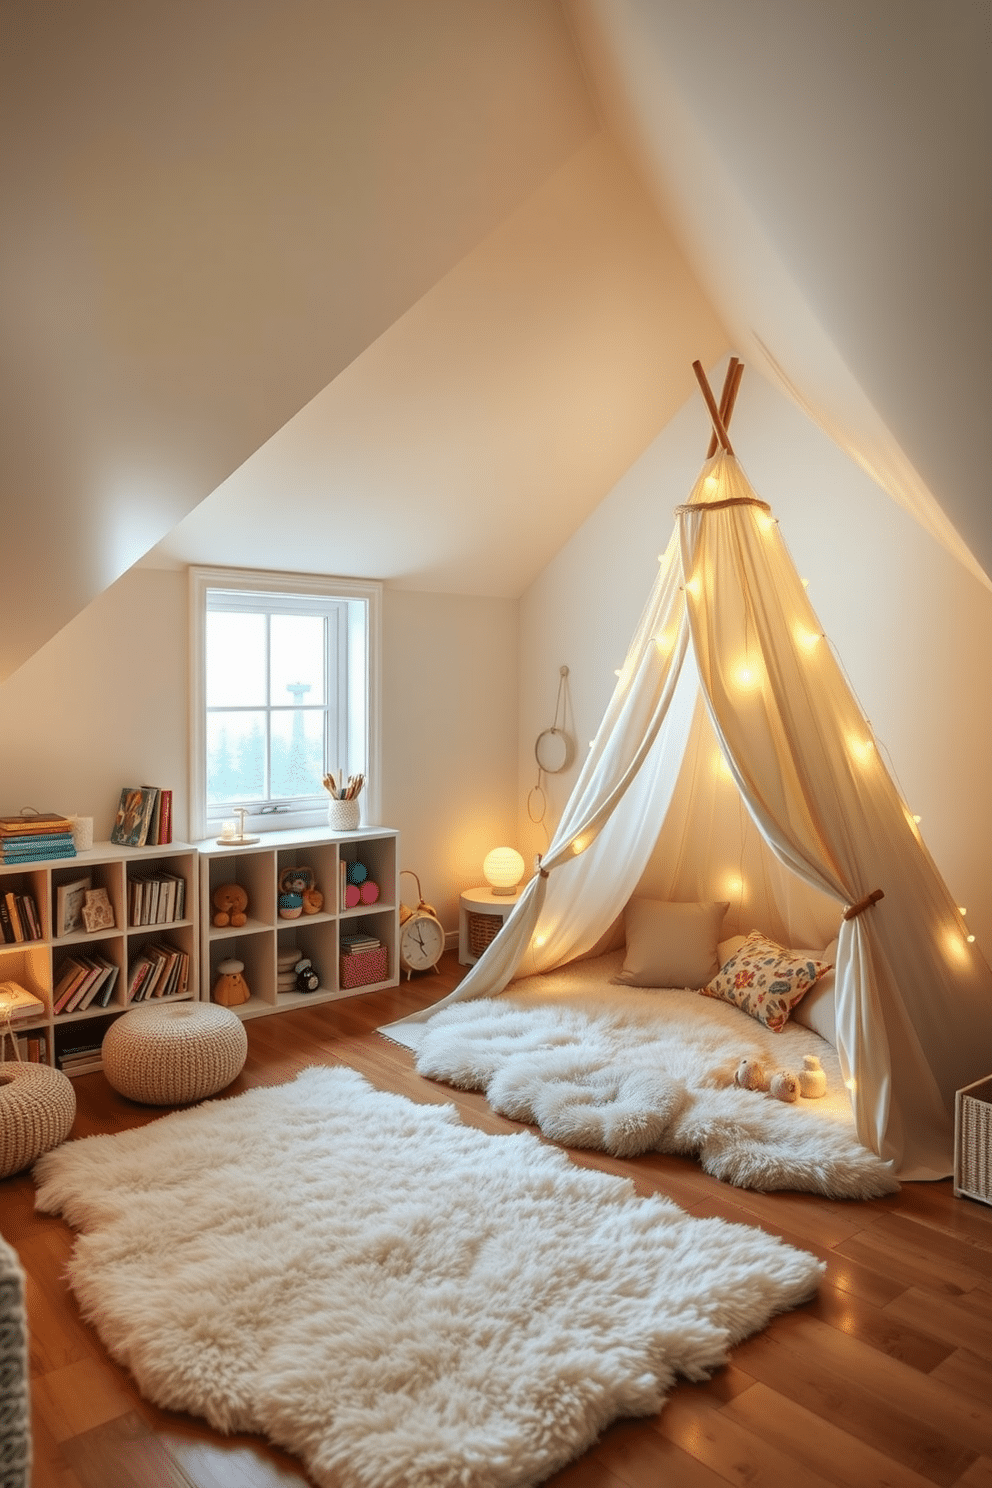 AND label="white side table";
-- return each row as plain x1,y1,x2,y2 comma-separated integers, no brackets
458,887,521,966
